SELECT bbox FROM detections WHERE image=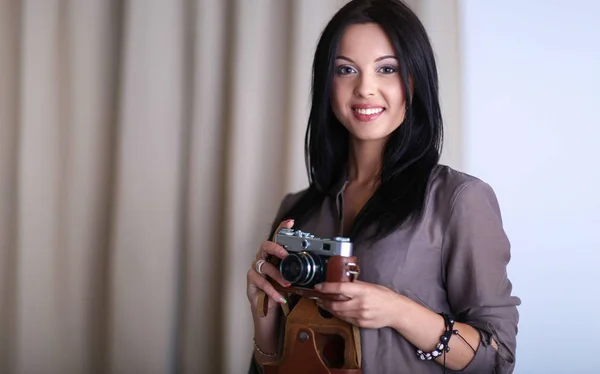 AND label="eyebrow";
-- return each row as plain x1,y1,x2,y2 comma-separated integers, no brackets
335,55,398,63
